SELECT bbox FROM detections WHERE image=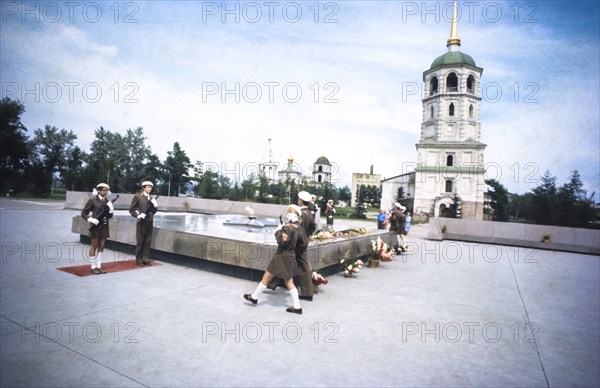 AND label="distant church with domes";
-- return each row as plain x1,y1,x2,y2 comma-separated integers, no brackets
381,0,487,219
258,138,333,186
